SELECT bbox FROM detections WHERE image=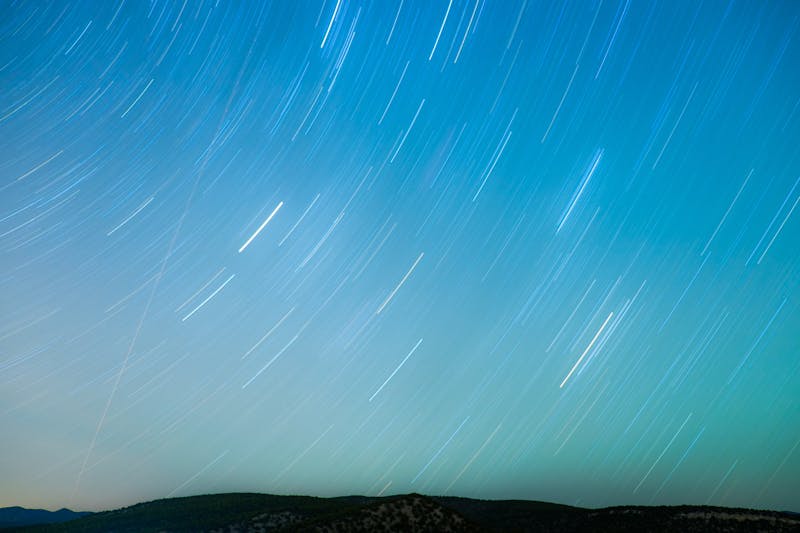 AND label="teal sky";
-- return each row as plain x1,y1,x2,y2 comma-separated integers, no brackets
1,0,799,513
